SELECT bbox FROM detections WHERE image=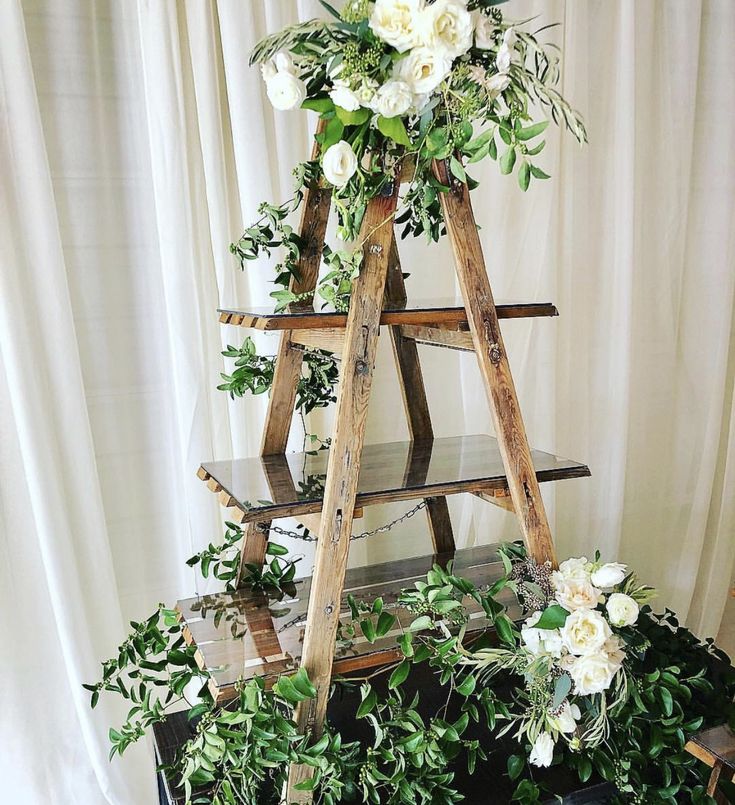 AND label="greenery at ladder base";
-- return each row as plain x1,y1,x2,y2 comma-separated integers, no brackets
86,541,735,804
